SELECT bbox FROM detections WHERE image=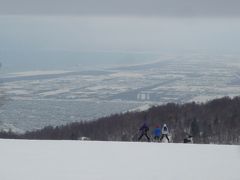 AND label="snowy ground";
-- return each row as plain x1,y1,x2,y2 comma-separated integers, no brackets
5,70,71,78
0,140,239,180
